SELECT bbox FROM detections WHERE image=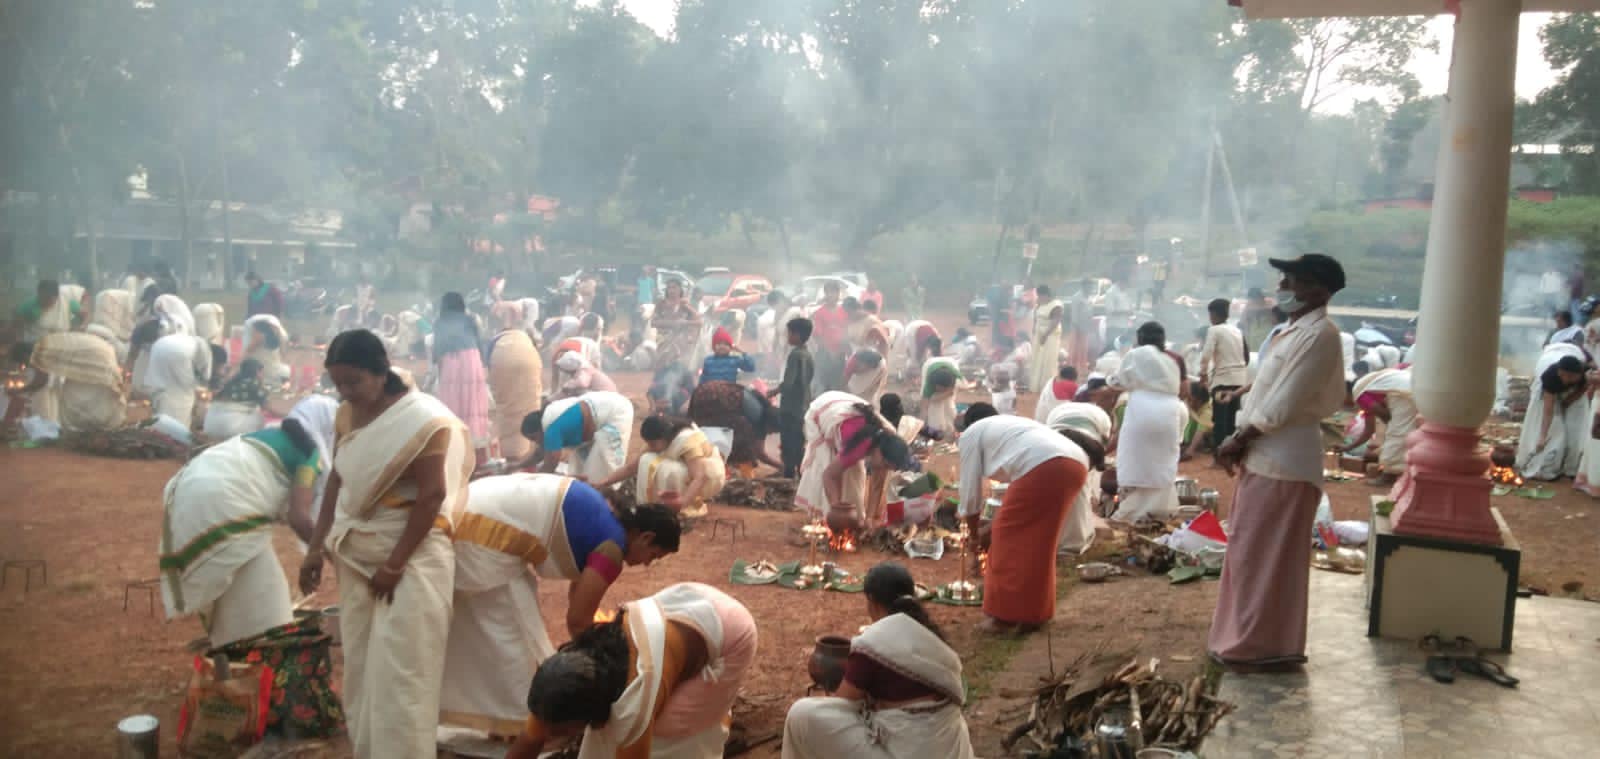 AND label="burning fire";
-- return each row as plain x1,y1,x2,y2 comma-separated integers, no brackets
593,609,618,624
829,529,857,553
1489,465,1524,487
978,551,989,574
